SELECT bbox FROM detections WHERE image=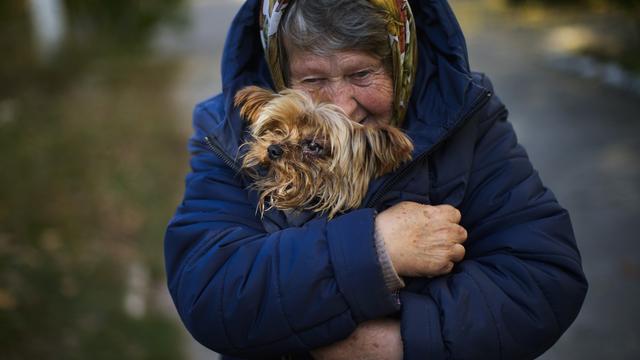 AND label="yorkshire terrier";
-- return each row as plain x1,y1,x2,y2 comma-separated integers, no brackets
235,86,413,219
